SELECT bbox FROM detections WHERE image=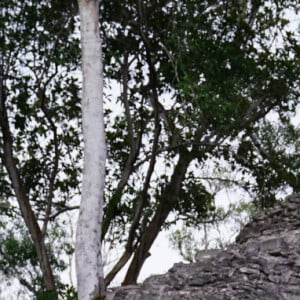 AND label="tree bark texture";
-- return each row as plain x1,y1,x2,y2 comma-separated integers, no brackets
76,0,106,299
